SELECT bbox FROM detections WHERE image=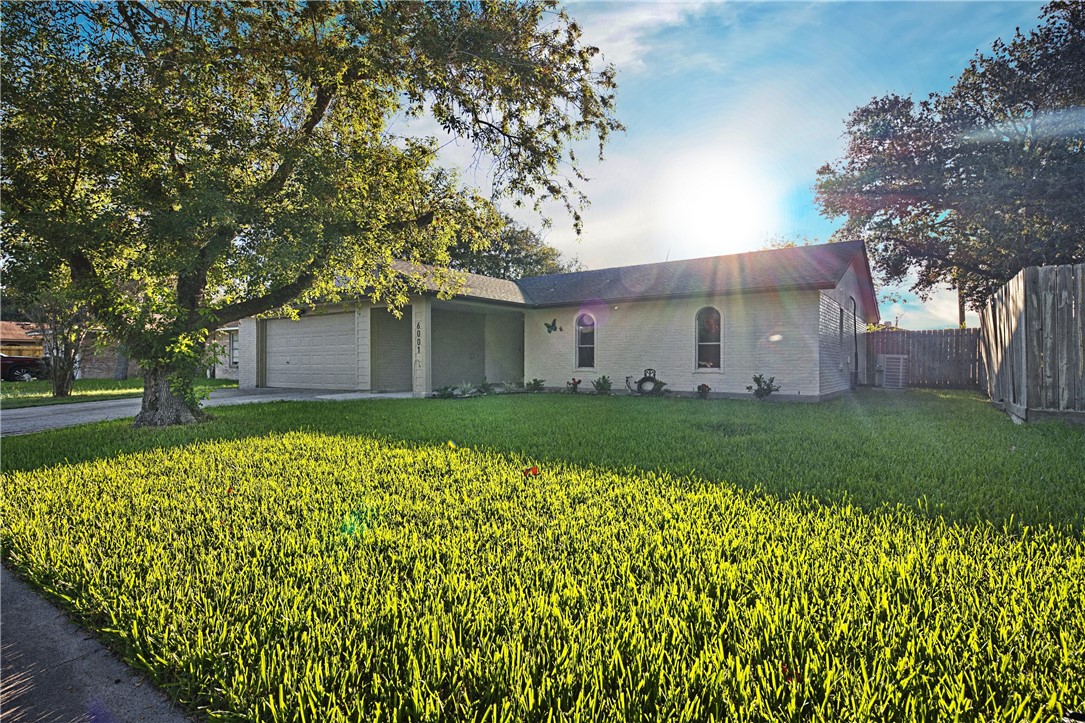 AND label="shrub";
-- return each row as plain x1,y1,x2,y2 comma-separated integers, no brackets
697,383,711,399
525,378,546,393
432,385,457,399
591,375,612,395
746,374,781,399
478,379,497,396
565,377,582,393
